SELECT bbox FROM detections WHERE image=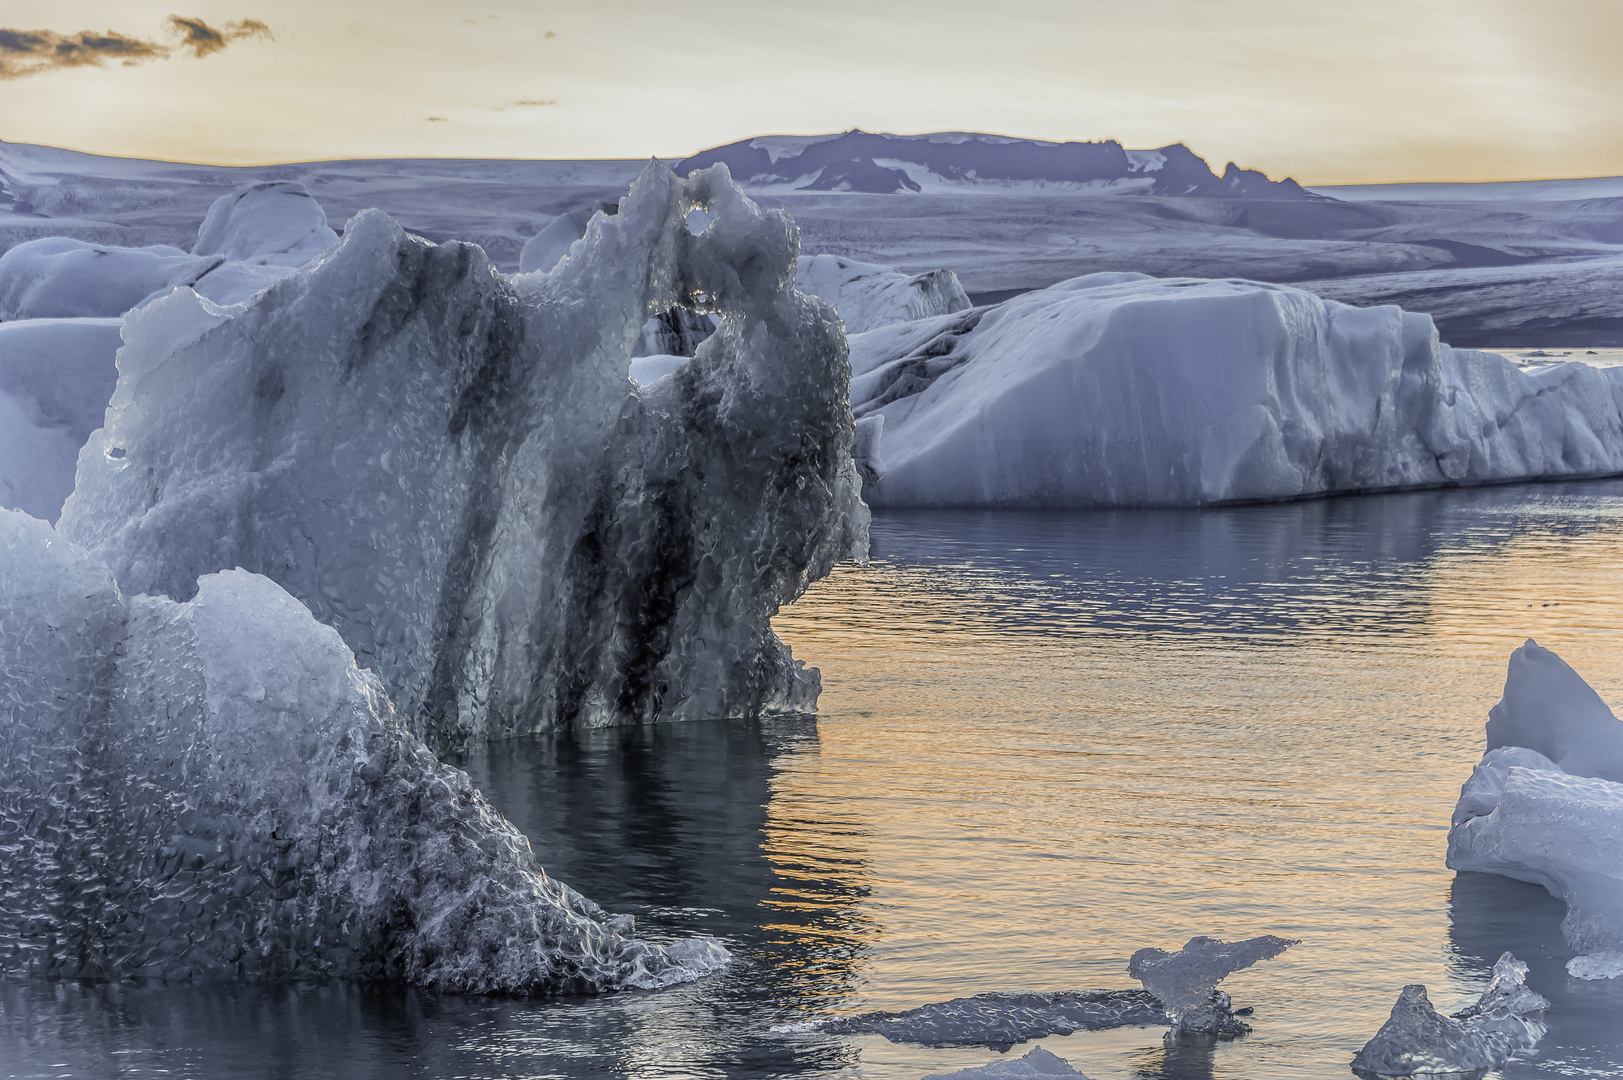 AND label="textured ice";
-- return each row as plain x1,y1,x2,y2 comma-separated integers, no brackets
0,317,123,520
848,273,1623,507
1448,640,1623,966
1350,953,1547,1077
785,990,1165,1050
59,161,867,749
922,1047,1095,1080
0,509,728,990
0,237,221,320
1128,935,1297,1033
794,254,971,334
